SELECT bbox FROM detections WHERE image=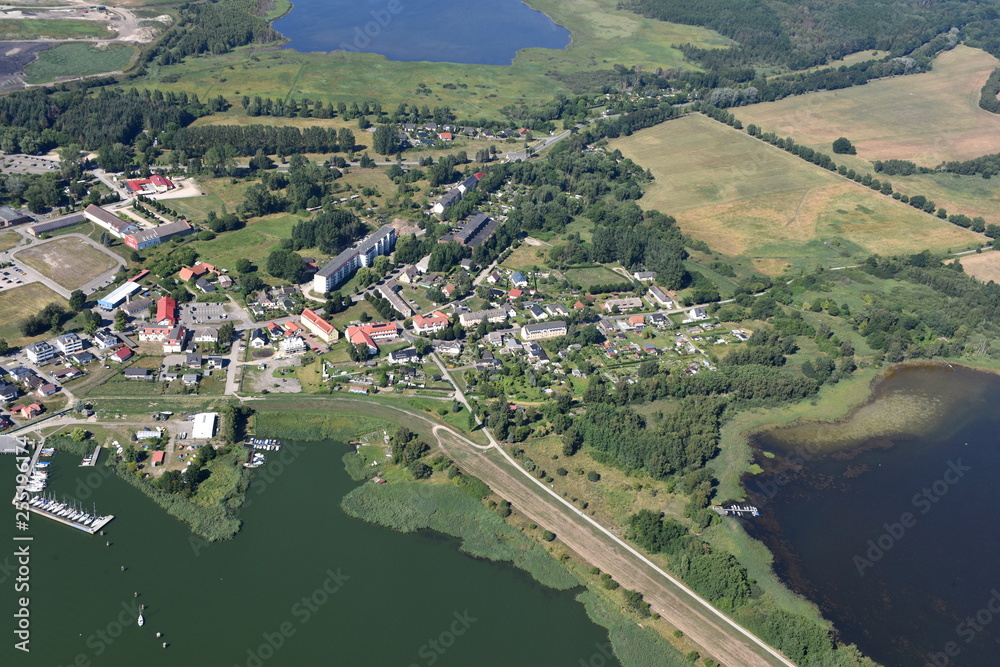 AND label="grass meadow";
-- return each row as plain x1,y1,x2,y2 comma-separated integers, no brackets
735,46,1000,167
0,18,110,40
611,114,981,275
0,282,66,348
24,43,137,84
563,265,625,288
